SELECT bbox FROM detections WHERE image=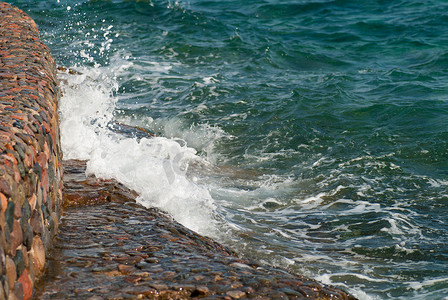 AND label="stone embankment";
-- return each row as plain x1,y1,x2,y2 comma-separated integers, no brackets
0,2,62,299
0,2,357,299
